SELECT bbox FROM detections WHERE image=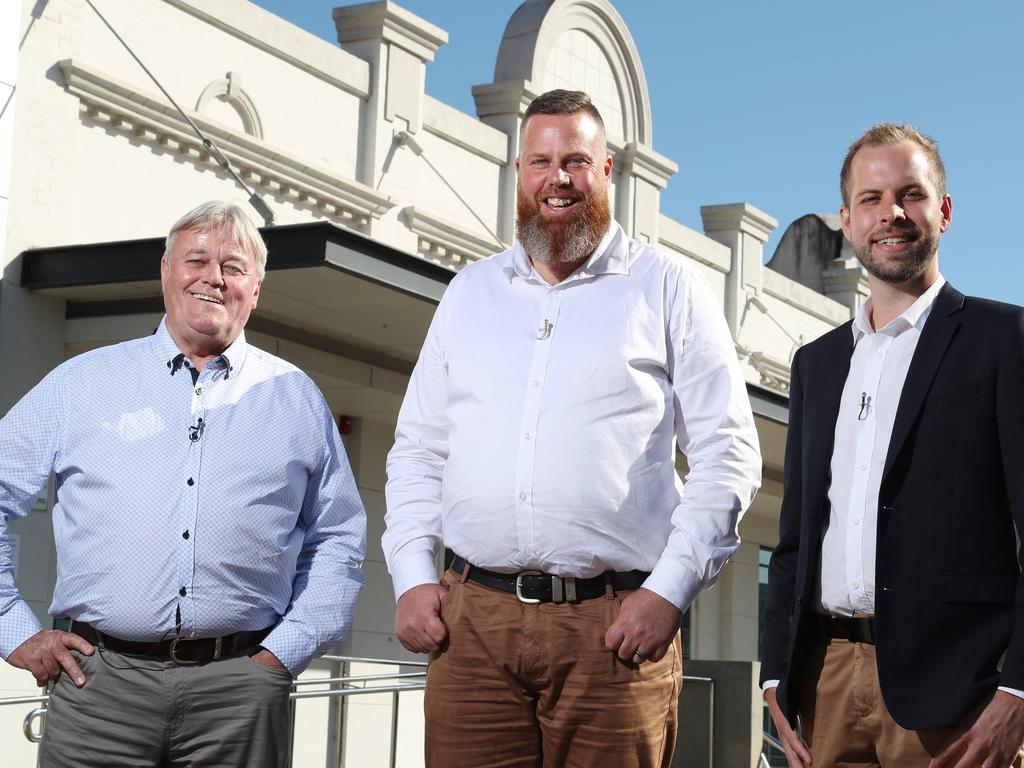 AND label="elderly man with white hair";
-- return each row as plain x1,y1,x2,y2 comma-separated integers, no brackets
0,201,366,767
